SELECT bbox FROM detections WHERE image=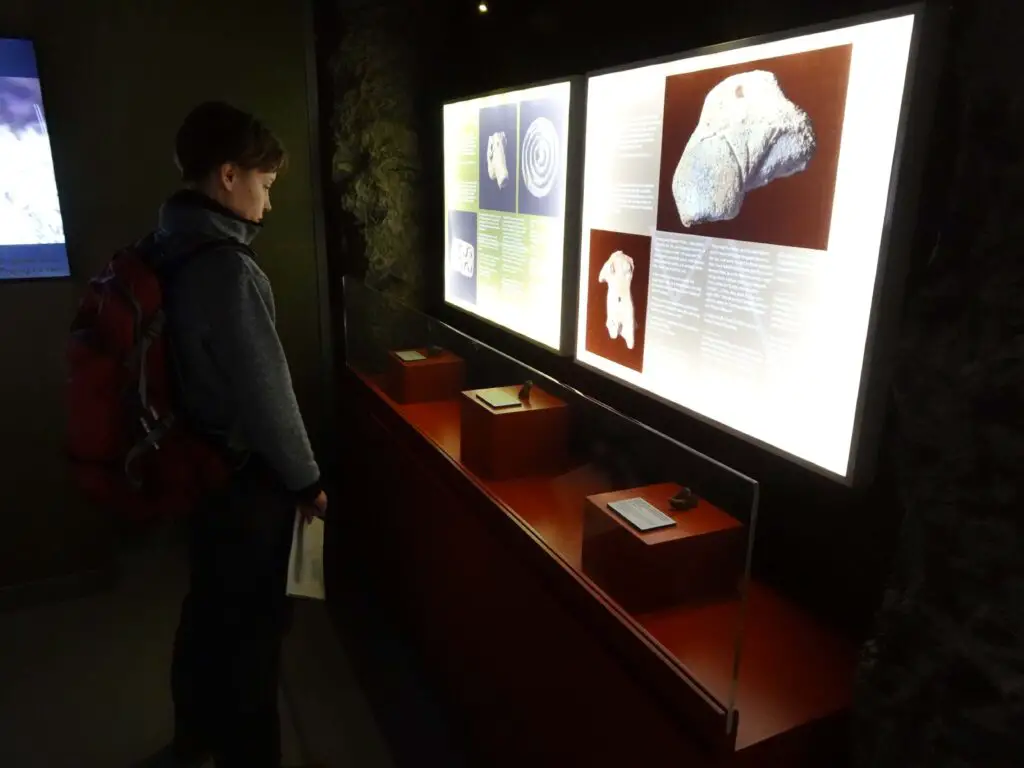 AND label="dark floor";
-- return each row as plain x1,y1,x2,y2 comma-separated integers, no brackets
0,527,396,768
